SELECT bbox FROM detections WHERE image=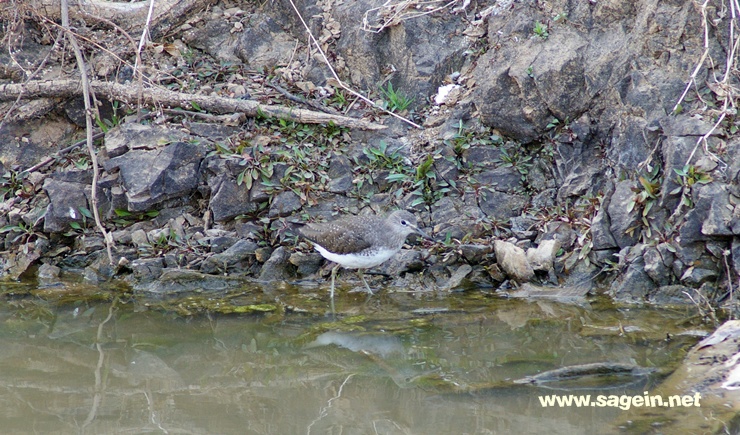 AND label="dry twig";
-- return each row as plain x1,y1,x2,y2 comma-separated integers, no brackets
60,0,115,265
287,0,422,129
